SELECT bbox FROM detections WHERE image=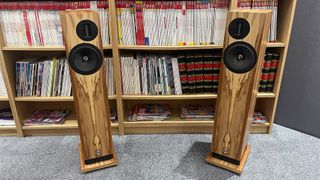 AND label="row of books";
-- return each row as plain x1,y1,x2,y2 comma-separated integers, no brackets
0,109,14,126
0,1,110,47
16,57,115,97
116,0,229,46
16,57,72,97
238,0,278,42
127,103,268,124
0,71,8,97
120,52,222,95
259,52,280,92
